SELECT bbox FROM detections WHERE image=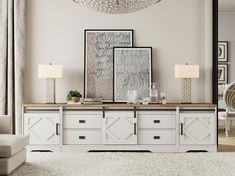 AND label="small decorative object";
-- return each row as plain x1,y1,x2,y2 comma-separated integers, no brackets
67,90,82,103
83,98,103,104
84,29,133,102
113,47,152,102
218,41,228,62
218,64,228,84
38,63,63,104
175,64,199,104
73,0,162,14
160,91,167,104
126,90,138,104
142,97,150,105
150,82,158,103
